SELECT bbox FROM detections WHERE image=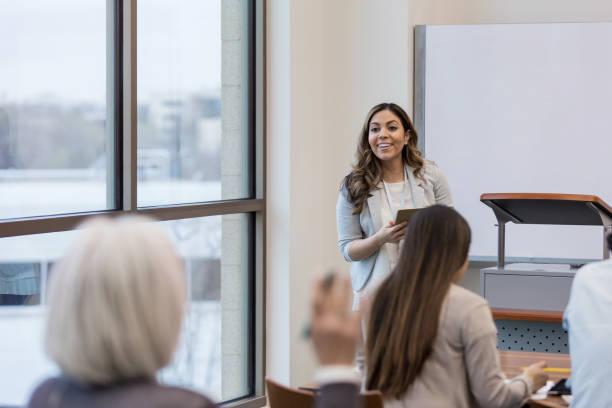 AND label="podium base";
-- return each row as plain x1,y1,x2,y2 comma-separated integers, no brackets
480,263,577,311
480,263,575,353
